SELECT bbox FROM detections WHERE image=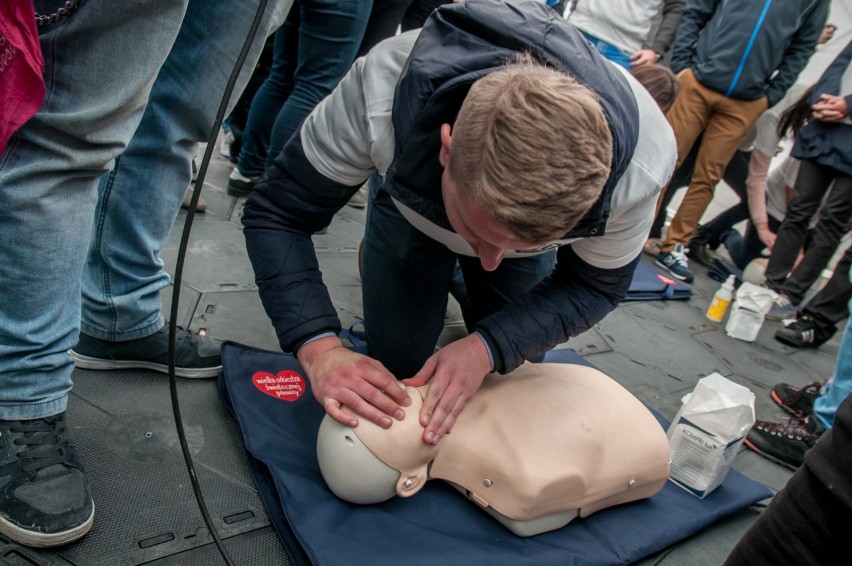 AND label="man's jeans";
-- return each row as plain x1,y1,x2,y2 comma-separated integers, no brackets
81,0,289,342
361,182,555,379
814,290,852,429
0,0,288,420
